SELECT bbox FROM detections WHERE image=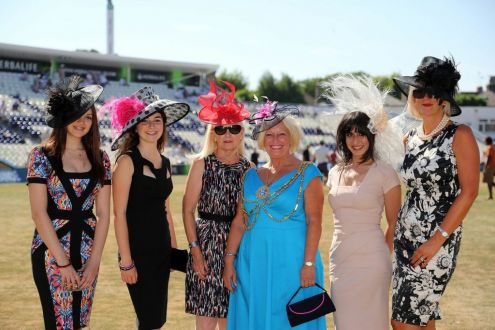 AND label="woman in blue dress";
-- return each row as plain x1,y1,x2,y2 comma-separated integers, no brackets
223,100,327,329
